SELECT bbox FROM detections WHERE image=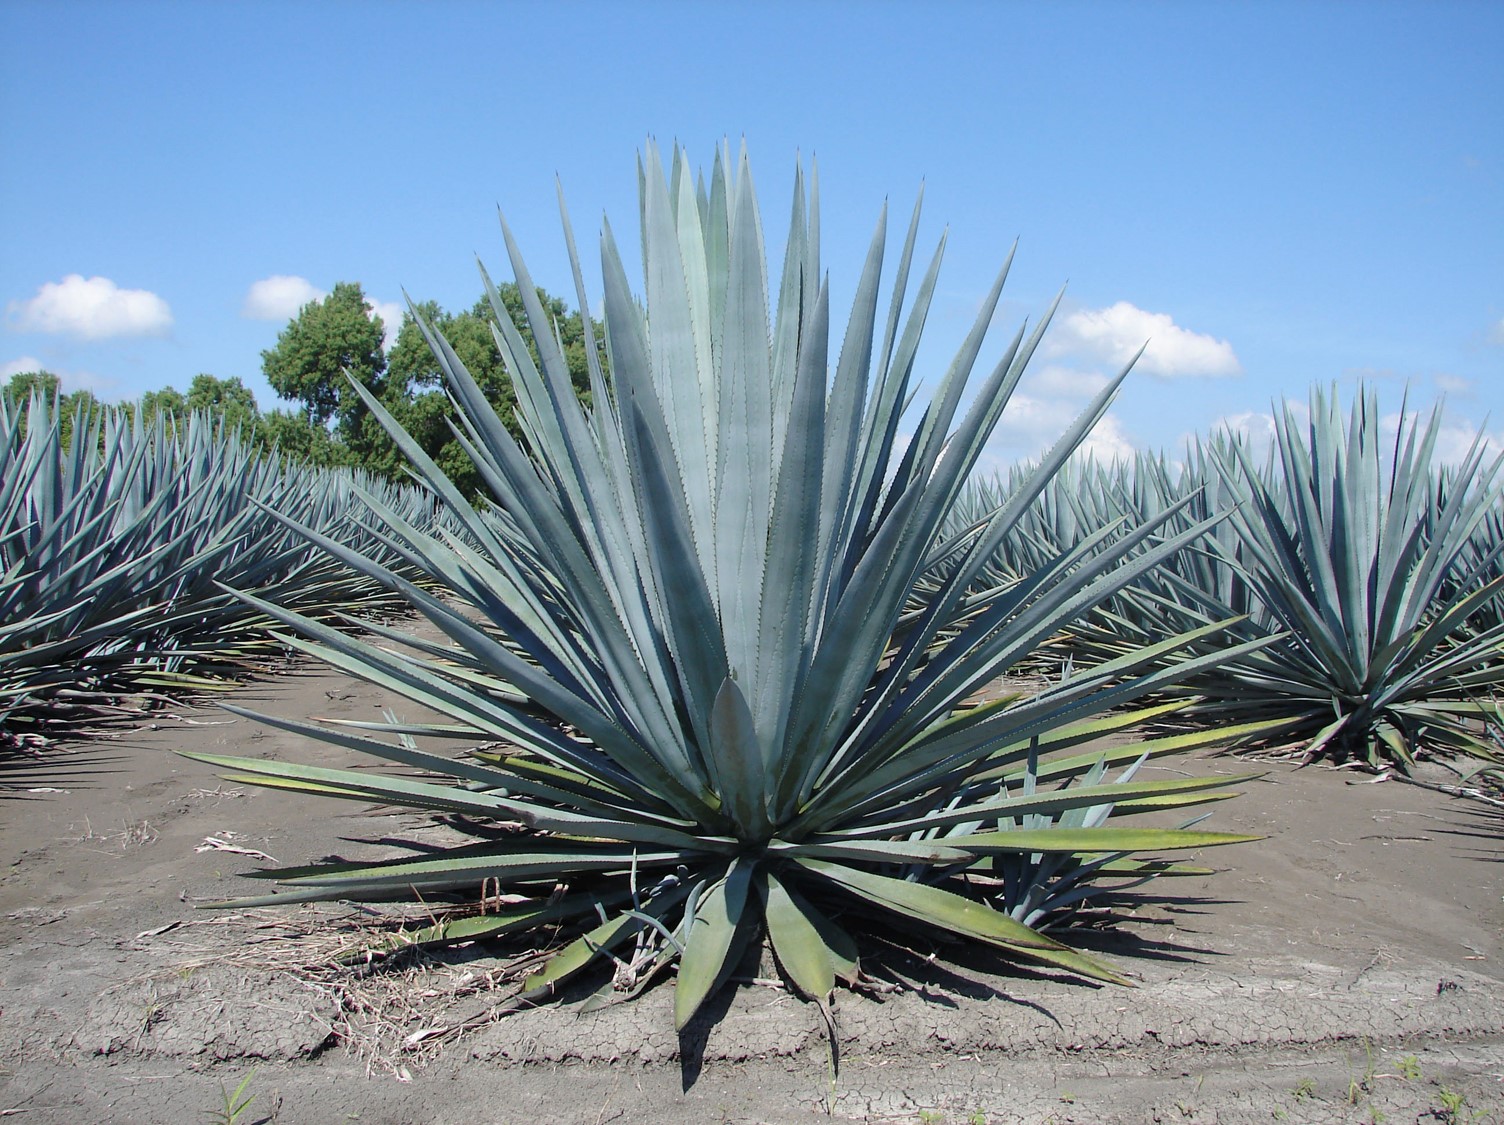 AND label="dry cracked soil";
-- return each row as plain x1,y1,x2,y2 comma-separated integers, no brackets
1,646,1501,1124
